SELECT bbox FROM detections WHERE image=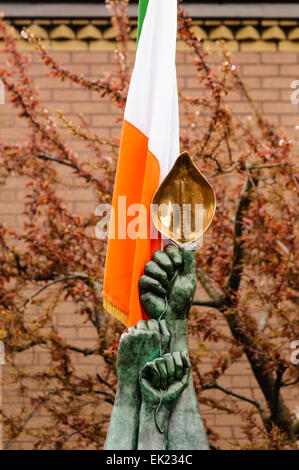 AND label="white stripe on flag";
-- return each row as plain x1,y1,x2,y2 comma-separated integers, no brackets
124,0,179,181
